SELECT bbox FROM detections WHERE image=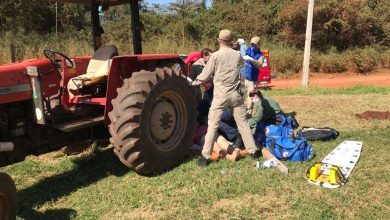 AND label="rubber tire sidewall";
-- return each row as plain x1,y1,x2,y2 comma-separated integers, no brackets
139,74,196,171
0,173,16,220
